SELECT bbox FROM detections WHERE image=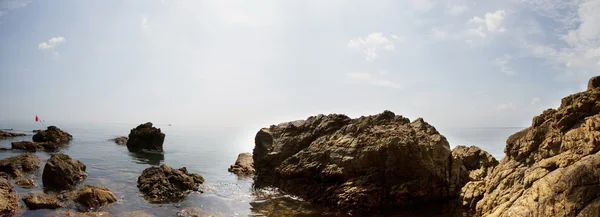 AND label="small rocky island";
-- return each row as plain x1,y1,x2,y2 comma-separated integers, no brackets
10,126,73,152
126,122,165,153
